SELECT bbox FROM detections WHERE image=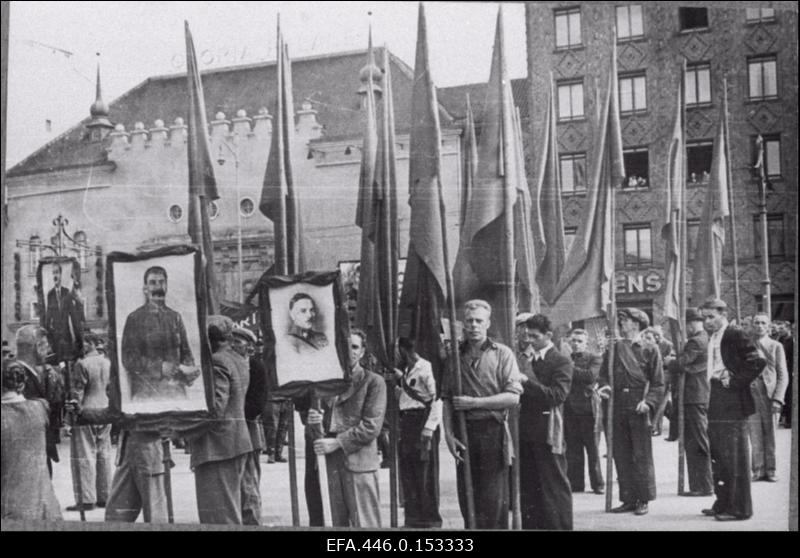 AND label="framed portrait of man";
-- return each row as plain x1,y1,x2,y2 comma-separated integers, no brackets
36,256,85,363
105,245,213,421
254,270,350,398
